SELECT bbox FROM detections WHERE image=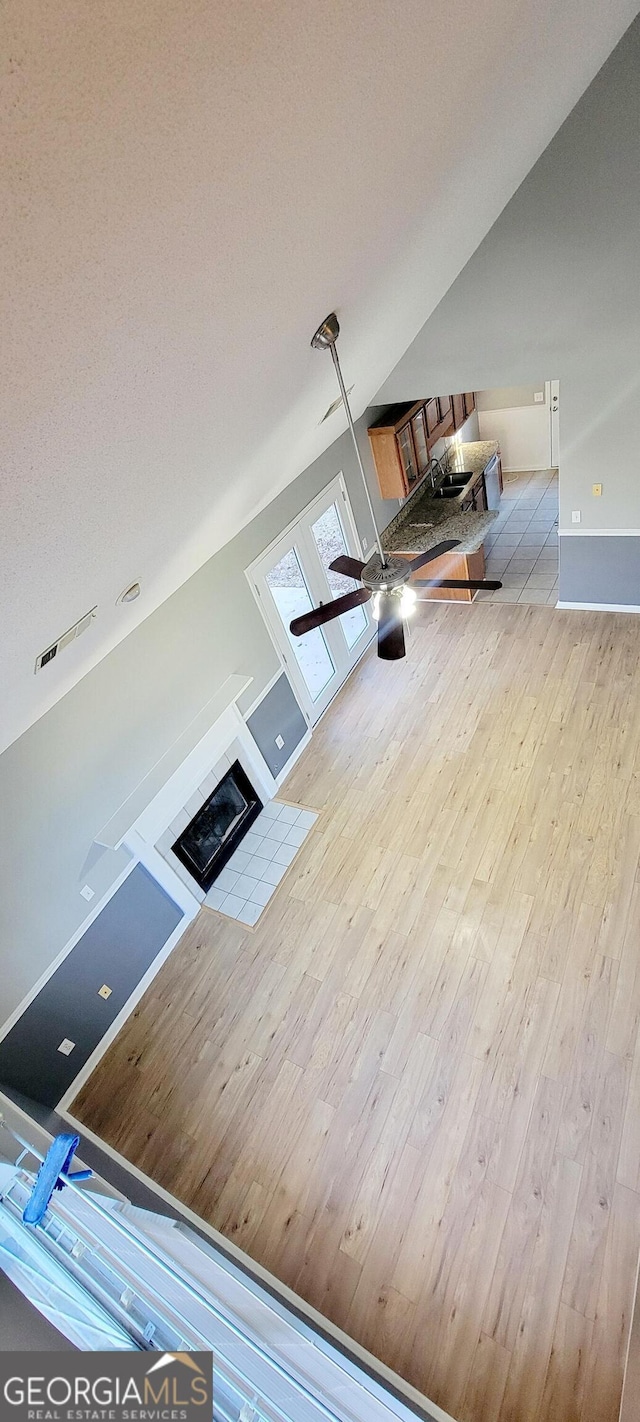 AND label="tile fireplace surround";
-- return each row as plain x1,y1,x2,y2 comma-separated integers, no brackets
204,799,317,925
154,752,317,927
106,680,314,934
